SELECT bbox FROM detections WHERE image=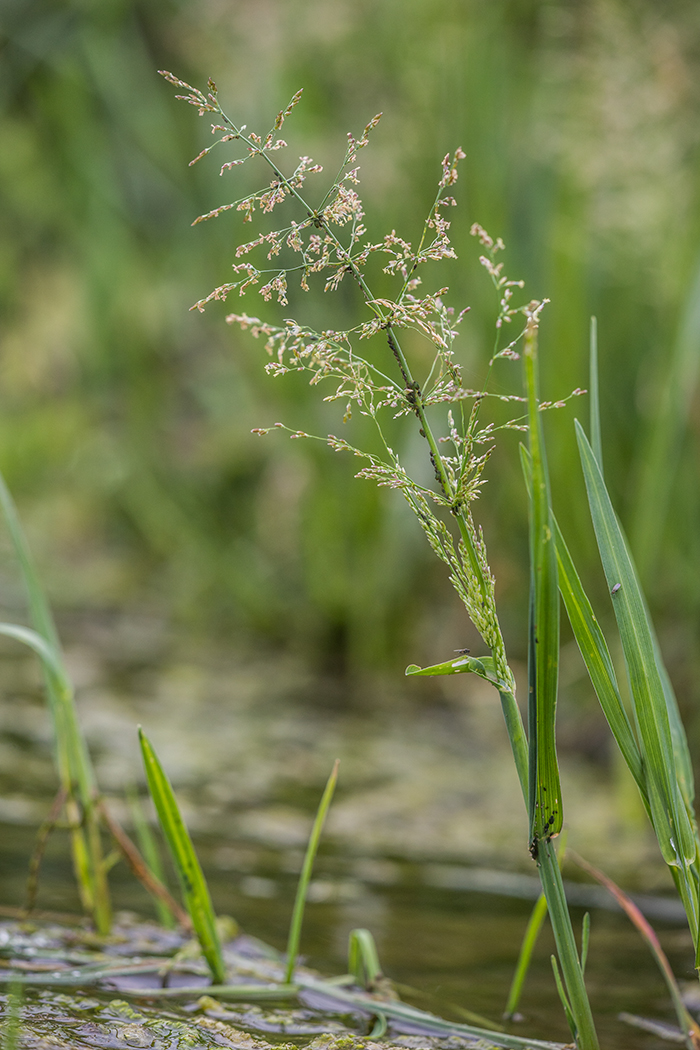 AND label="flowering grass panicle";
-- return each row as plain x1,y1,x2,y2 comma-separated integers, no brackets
160,71,587,699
